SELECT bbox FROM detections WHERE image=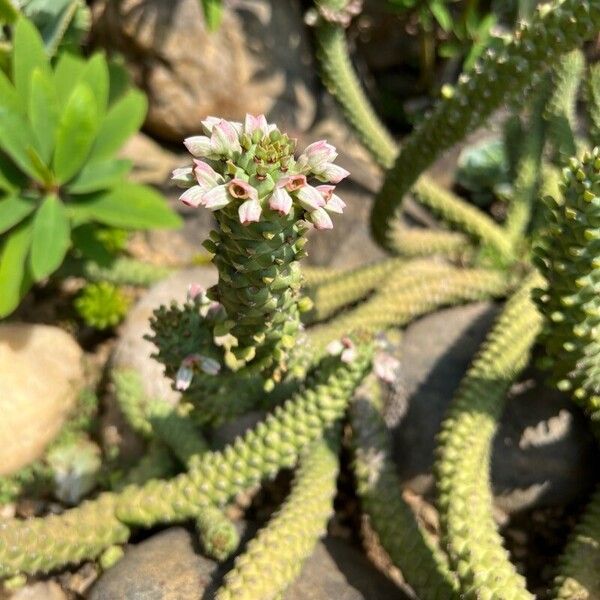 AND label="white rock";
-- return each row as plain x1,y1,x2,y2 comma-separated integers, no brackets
0,324,83,476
